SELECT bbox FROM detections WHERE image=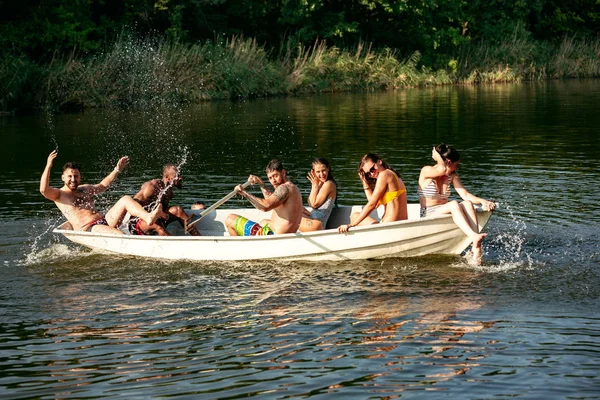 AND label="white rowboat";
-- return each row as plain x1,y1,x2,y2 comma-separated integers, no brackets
53,204,494,261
